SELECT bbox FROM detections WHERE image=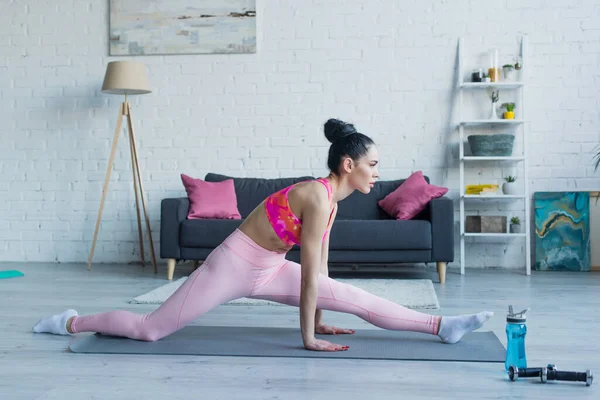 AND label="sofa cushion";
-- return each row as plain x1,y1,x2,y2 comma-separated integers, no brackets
181,174,241,220
180,219,244,248
328,220,431,250
204,173,314,218
336,176,430,220
378,171,448,220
